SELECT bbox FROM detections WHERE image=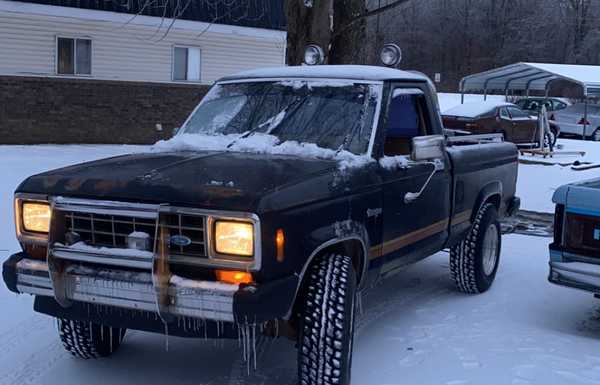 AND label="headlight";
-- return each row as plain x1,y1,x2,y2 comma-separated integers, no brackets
214,221,254,257
22,202,51,233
